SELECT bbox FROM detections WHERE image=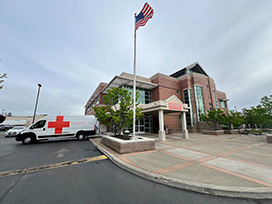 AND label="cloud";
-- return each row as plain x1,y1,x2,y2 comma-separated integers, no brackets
1,0,272,116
